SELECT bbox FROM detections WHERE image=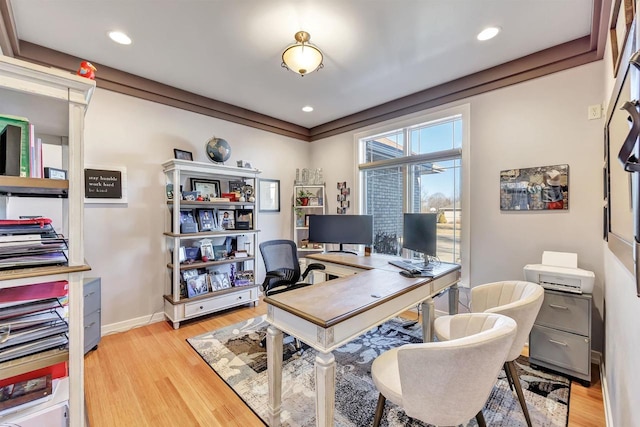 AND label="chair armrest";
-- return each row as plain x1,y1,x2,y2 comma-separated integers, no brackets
301,263,326,280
